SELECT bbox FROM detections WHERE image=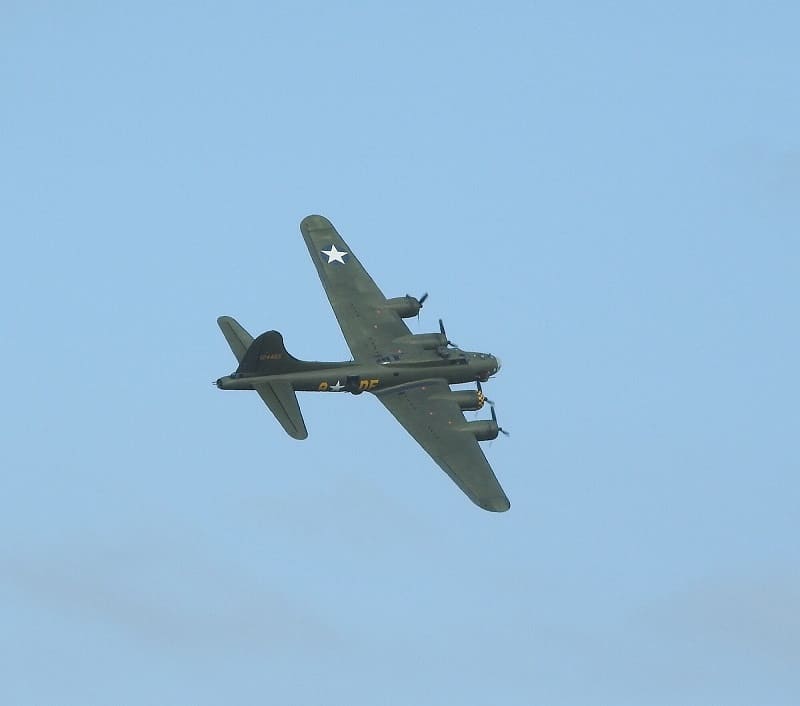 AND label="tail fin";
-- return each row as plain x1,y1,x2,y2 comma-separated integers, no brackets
217,316,253,363
236,330,309,376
